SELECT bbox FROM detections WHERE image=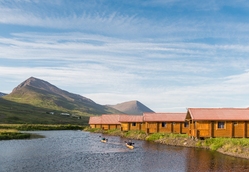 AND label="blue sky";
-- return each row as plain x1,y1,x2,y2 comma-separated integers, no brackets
1,0,249,112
